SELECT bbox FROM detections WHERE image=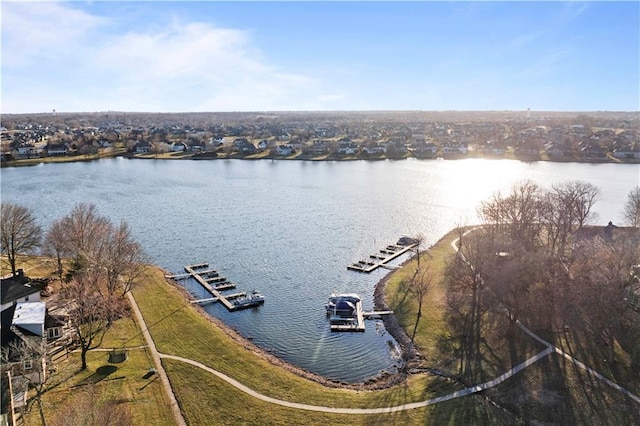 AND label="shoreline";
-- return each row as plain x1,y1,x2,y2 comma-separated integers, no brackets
163,273,407,391
2,151,638,168
160,230,456,391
